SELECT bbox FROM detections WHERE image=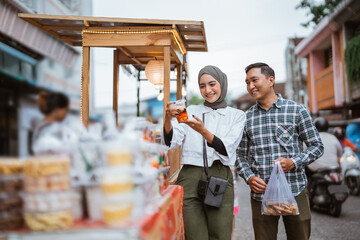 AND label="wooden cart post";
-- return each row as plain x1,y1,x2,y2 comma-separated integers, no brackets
81,46,90,128
113,49,119,124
